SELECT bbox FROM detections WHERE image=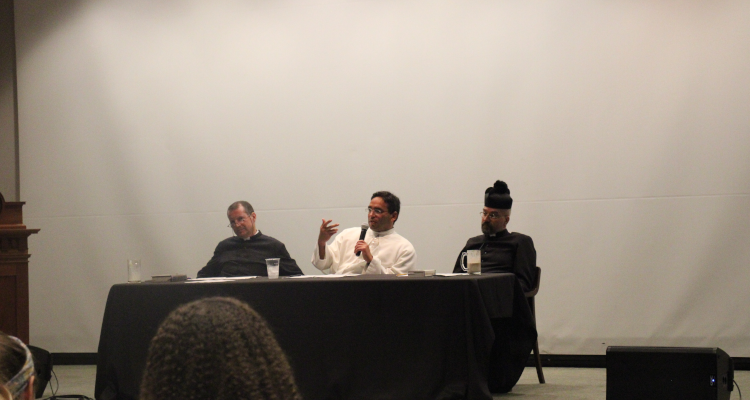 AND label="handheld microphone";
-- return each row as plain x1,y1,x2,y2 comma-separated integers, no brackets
356,224,368,256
